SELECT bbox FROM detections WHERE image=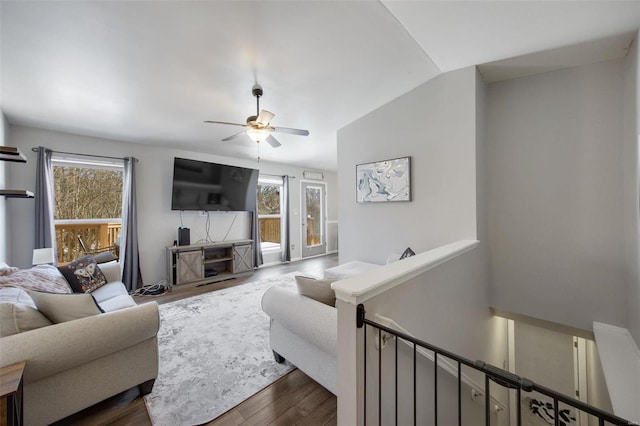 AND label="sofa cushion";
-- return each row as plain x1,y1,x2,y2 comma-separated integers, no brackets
0,288,52,337
98,294,137,312
295,275,336,307
97,261,121,283
29,291,104,323
58,255,108,293
90,281,129,303
0,265,72,293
